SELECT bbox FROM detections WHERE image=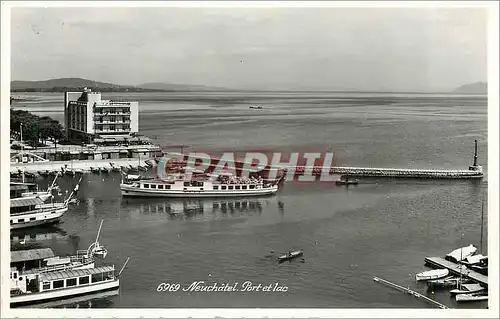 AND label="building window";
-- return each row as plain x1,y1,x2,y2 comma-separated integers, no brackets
79,276,90,285
184,182,190,187
53,280,64,289
66,278,77,287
